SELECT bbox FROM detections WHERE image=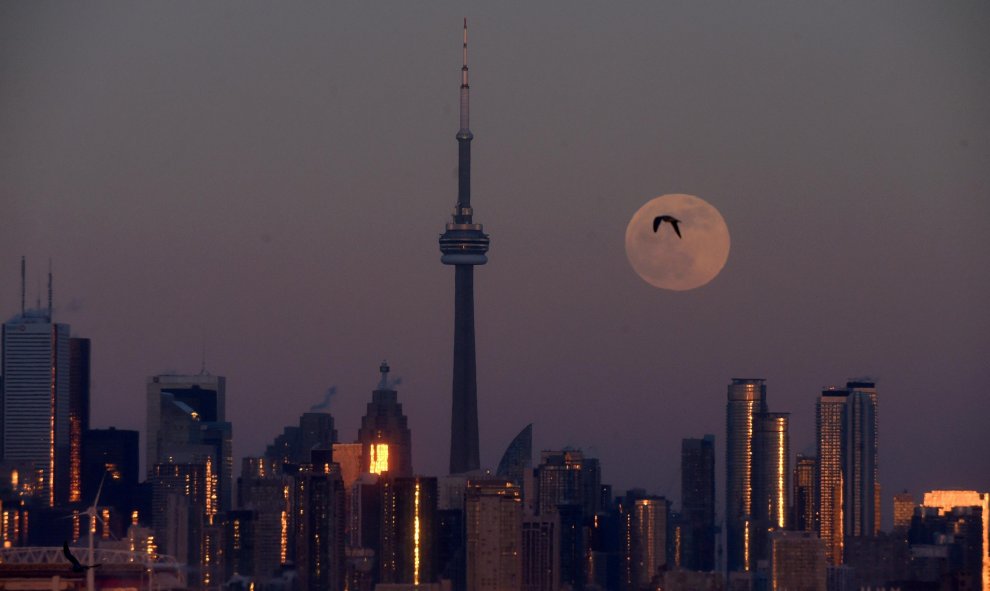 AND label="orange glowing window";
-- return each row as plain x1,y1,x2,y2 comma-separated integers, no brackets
369,443,389,475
